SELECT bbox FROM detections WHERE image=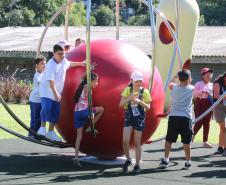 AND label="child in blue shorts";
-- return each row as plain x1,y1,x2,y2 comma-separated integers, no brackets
38,44,86,141
28,56,46,137
73,73,104,167
119,71,151,174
